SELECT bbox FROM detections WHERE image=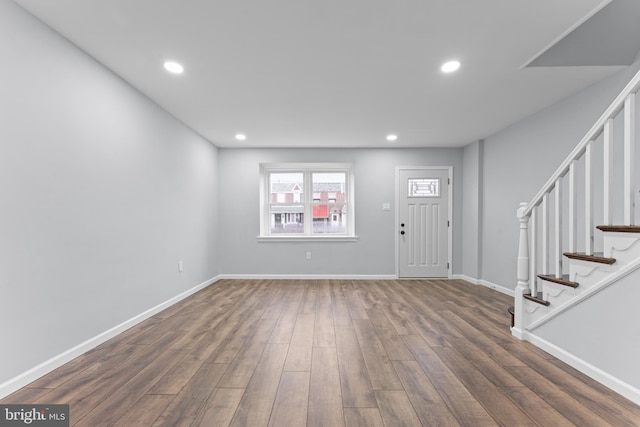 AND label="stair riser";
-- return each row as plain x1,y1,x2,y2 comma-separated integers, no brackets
568,260,613,289
603,232,640,263
540,281,578,306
